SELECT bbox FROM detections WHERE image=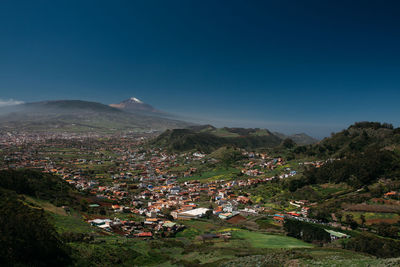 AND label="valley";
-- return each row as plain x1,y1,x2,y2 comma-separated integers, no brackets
1,122,400,266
